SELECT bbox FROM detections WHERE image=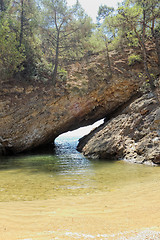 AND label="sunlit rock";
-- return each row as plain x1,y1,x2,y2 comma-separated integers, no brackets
0,75,139,155
78,94,160,165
